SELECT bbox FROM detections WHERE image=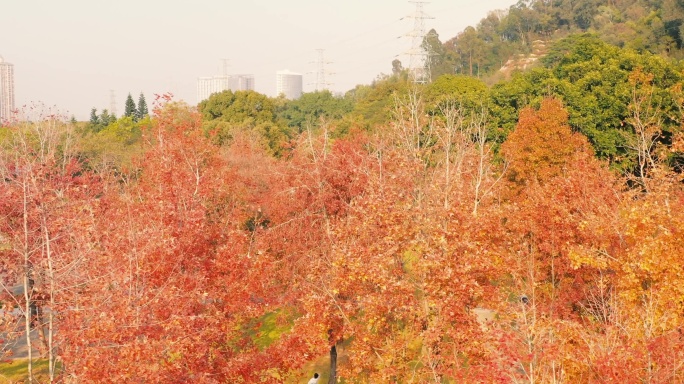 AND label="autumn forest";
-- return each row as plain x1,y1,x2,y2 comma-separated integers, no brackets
4,0,684,383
